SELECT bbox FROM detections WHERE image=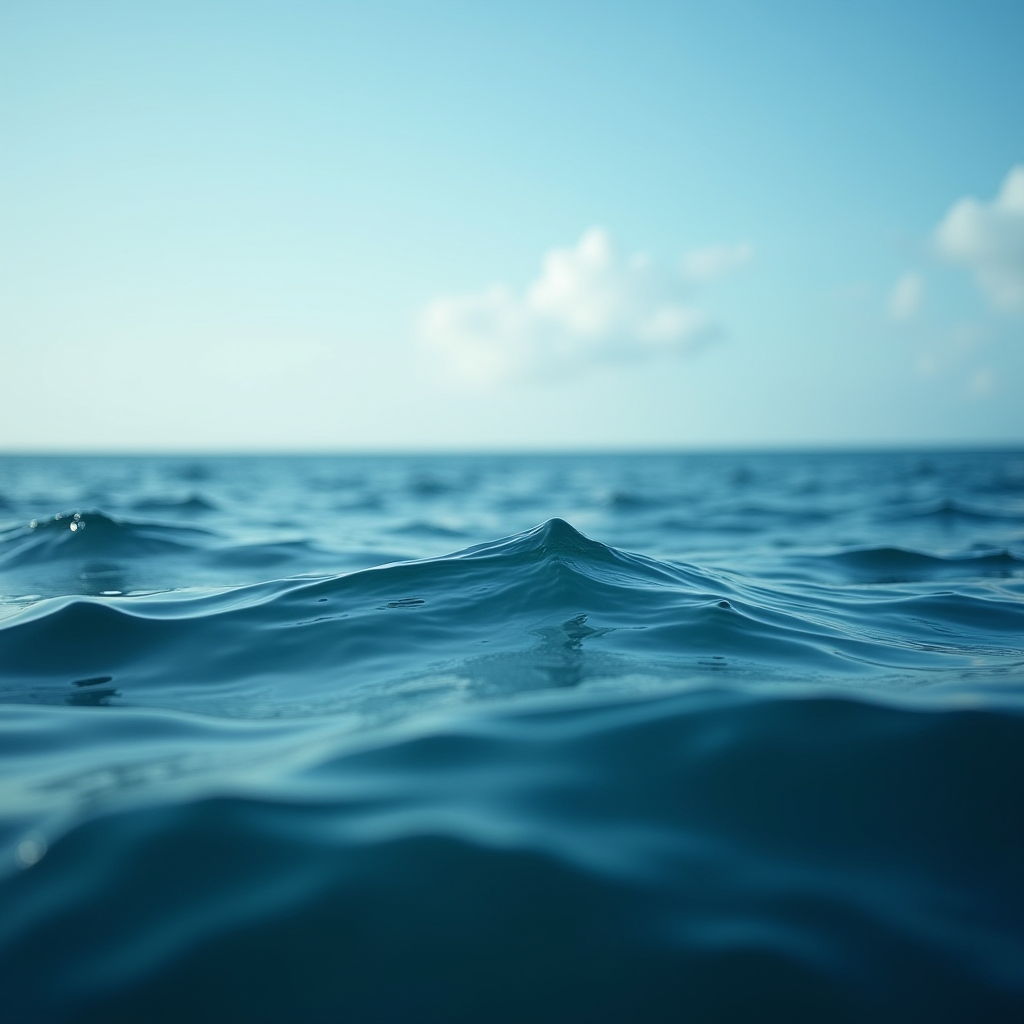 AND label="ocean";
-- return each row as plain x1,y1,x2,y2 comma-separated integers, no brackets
0,450,1021,1022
